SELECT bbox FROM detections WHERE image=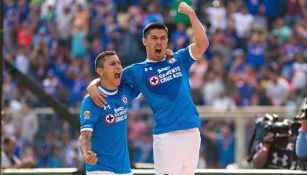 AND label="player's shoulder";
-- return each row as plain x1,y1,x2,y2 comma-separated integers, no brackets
118,84,132,94
174,46,189,57
124,61,147,72
82,95,99,108
132,61,147,68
